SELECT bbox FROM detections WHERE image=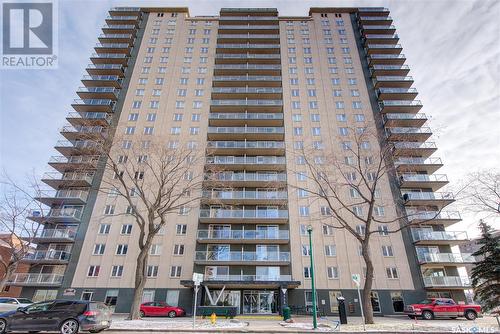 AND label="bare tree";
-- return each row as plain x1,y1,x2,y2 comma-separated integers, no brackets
289,128,448,324
0,174,44,291
459,170,500,217
97,140,214,320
